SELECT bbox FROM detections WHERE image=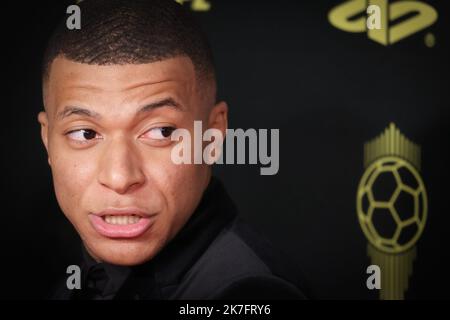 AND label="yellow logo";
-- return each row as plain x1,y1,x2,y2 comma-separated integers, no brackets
357,123,427,253
176,0,211,12
328,0,438,45
356,123,428,299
